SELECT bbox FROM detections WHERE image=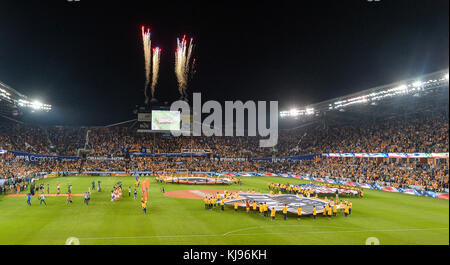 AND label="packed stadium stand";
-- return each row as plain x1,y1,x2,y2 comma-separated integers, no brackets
1,70,449,195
